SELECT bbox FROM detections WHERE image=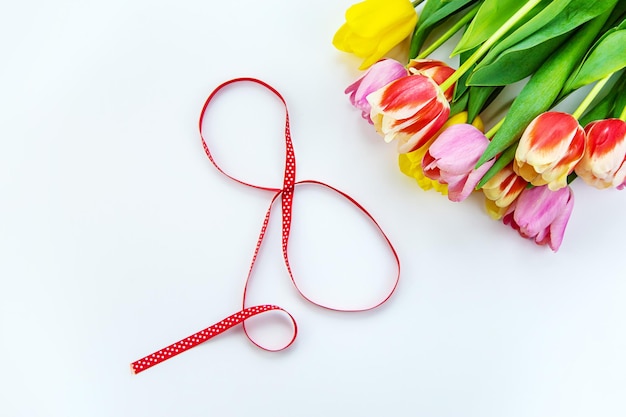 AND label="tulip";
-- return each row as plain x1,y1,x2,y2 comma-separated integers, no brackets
345,59,408,124
333,0,418,70
367,73,450,153
502,185,574,252
574,118,626,189
514,111,586,191
481,163,527,220
399,143,449,195
399,112,483,195
407,59,456,101
421,123,495,202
